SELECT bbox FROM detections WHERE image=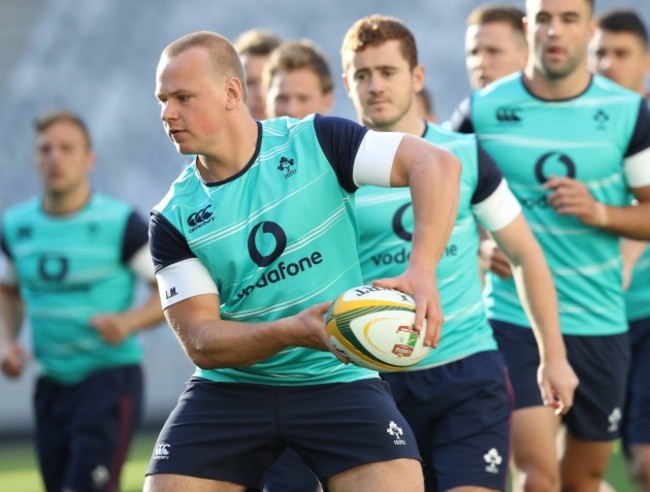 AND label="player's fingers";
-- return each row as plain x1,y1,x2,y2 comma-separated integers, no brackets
313,301,332,316
422,300,442,348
